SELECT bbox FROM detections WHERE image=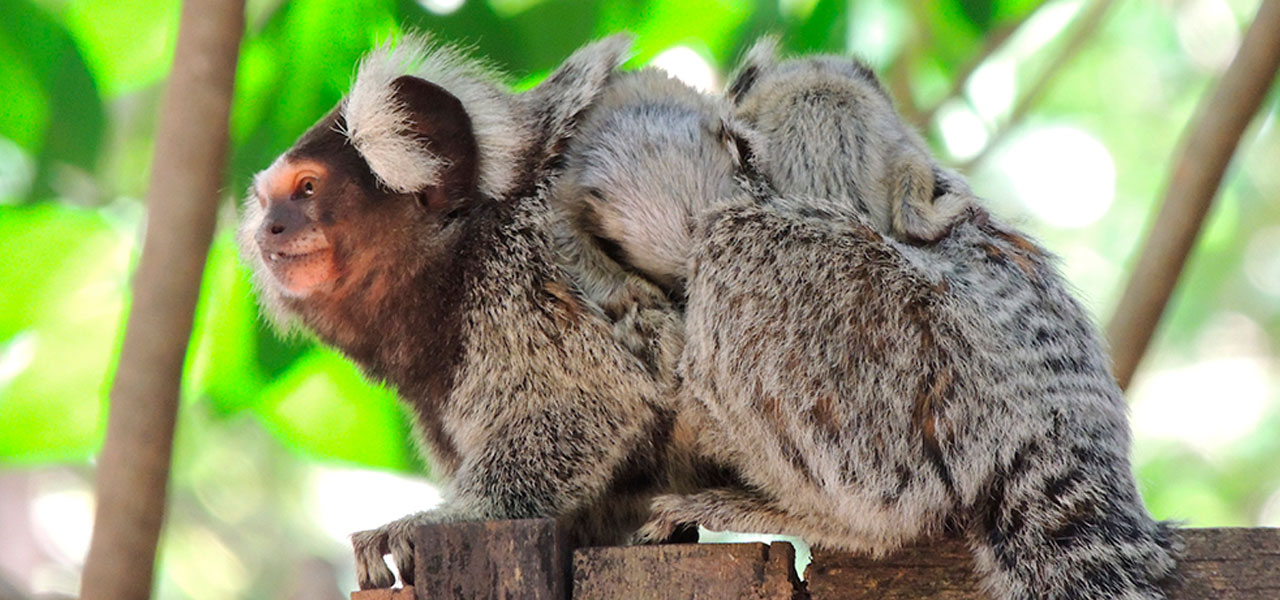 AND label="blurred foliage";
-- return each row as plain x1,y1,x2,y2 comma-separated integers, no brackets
1,0,1279,598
